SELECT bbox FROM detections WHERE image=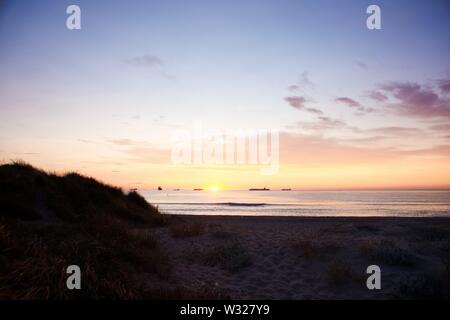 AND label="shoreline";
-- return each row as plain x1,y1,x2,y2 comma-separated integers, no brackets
169,214,450,221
